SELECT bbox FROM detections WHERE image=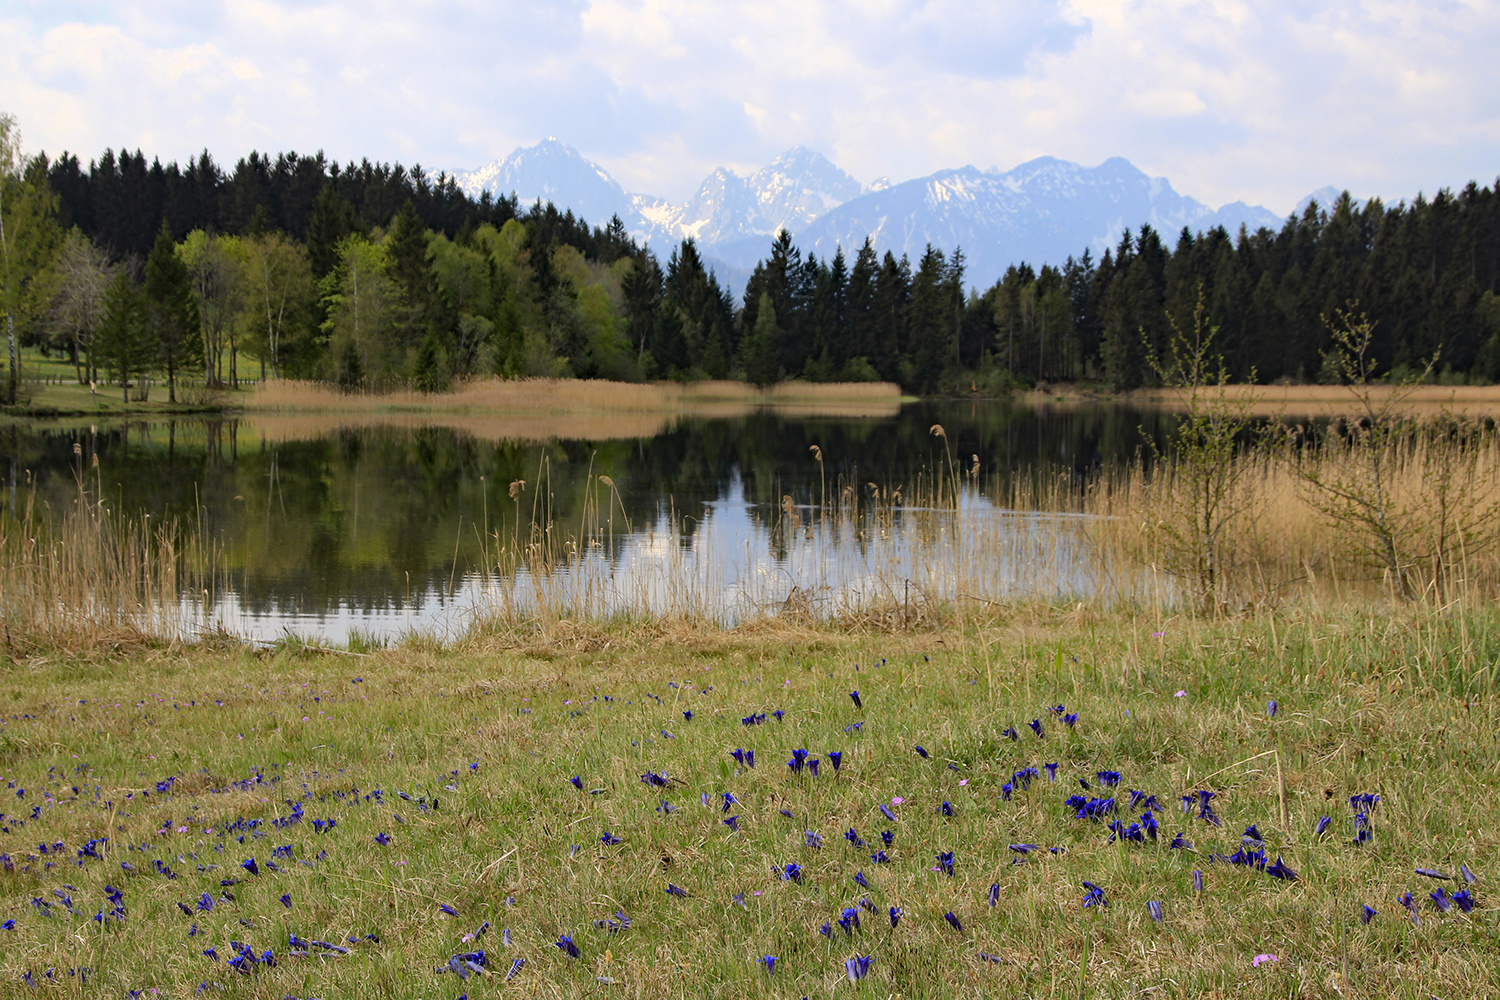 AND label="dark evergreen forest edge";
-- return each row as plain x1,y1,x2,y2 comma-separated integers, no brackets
6,143,1500,407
